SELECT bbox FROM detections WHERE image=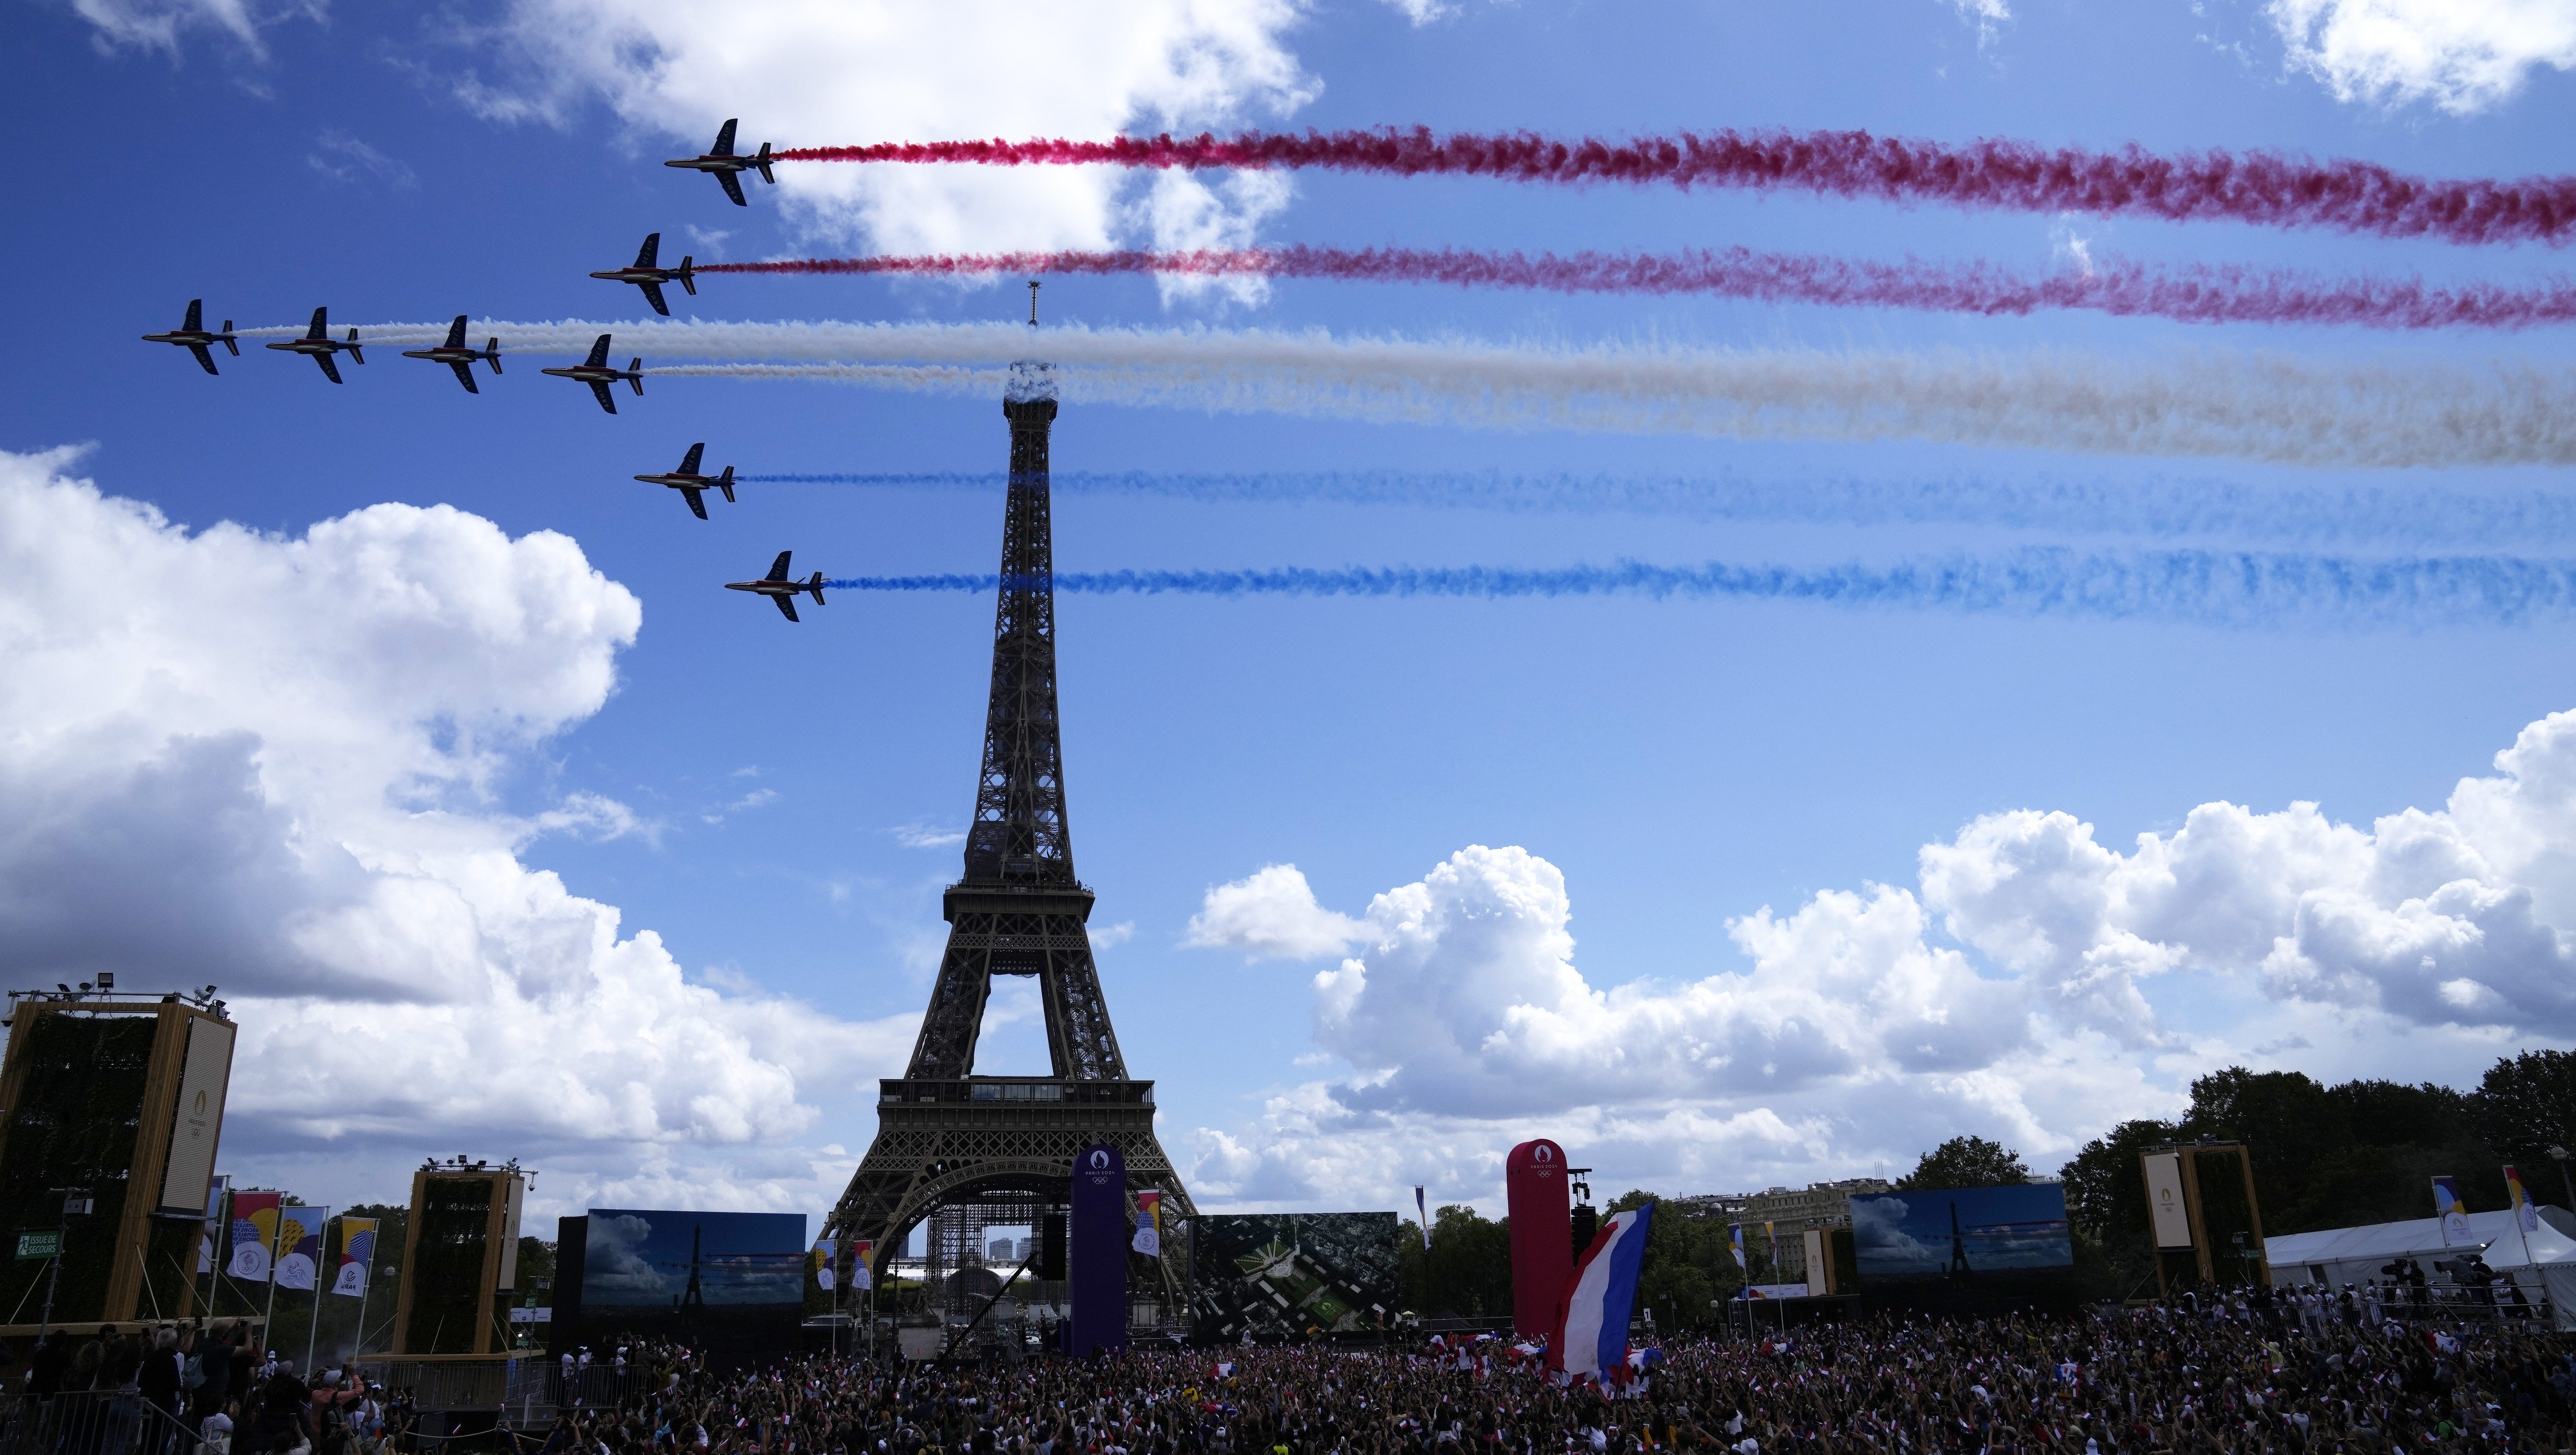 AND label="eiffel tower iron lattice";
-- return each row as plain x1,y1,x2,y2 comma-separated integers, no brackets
825,354,1195,1308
